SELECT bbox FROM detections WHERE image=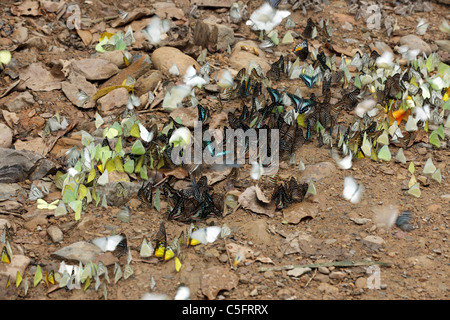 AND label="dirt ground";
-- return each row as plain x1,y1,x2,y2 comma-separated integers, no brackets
0,0,449,301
